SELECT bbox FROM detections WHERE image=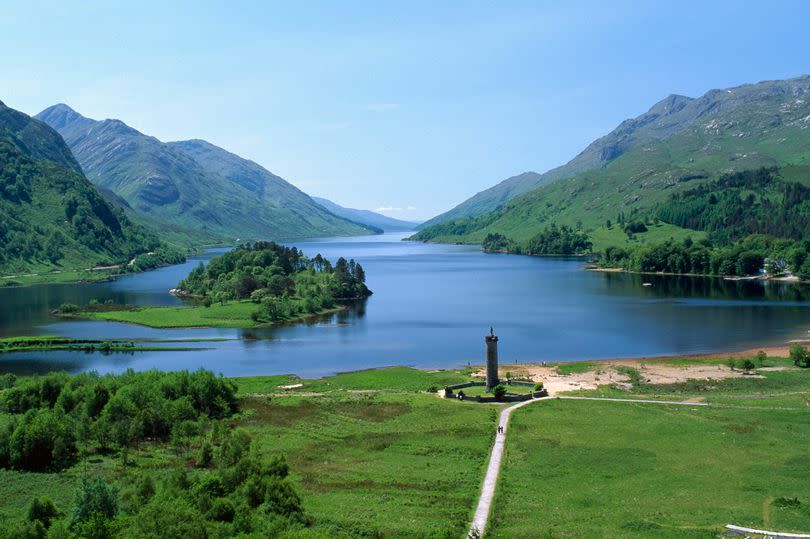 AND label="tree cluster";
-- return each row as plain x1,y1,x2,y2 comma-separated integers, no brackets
656,167,810,244
480,225,592,256
0,369,237,472
600,235,810,279
178,242,370,323
3,428,311,538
